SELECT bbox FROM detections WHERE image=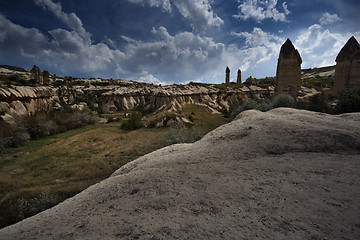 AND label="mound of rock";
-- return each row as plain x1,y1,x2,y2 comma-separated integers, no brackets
1,108,359,239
